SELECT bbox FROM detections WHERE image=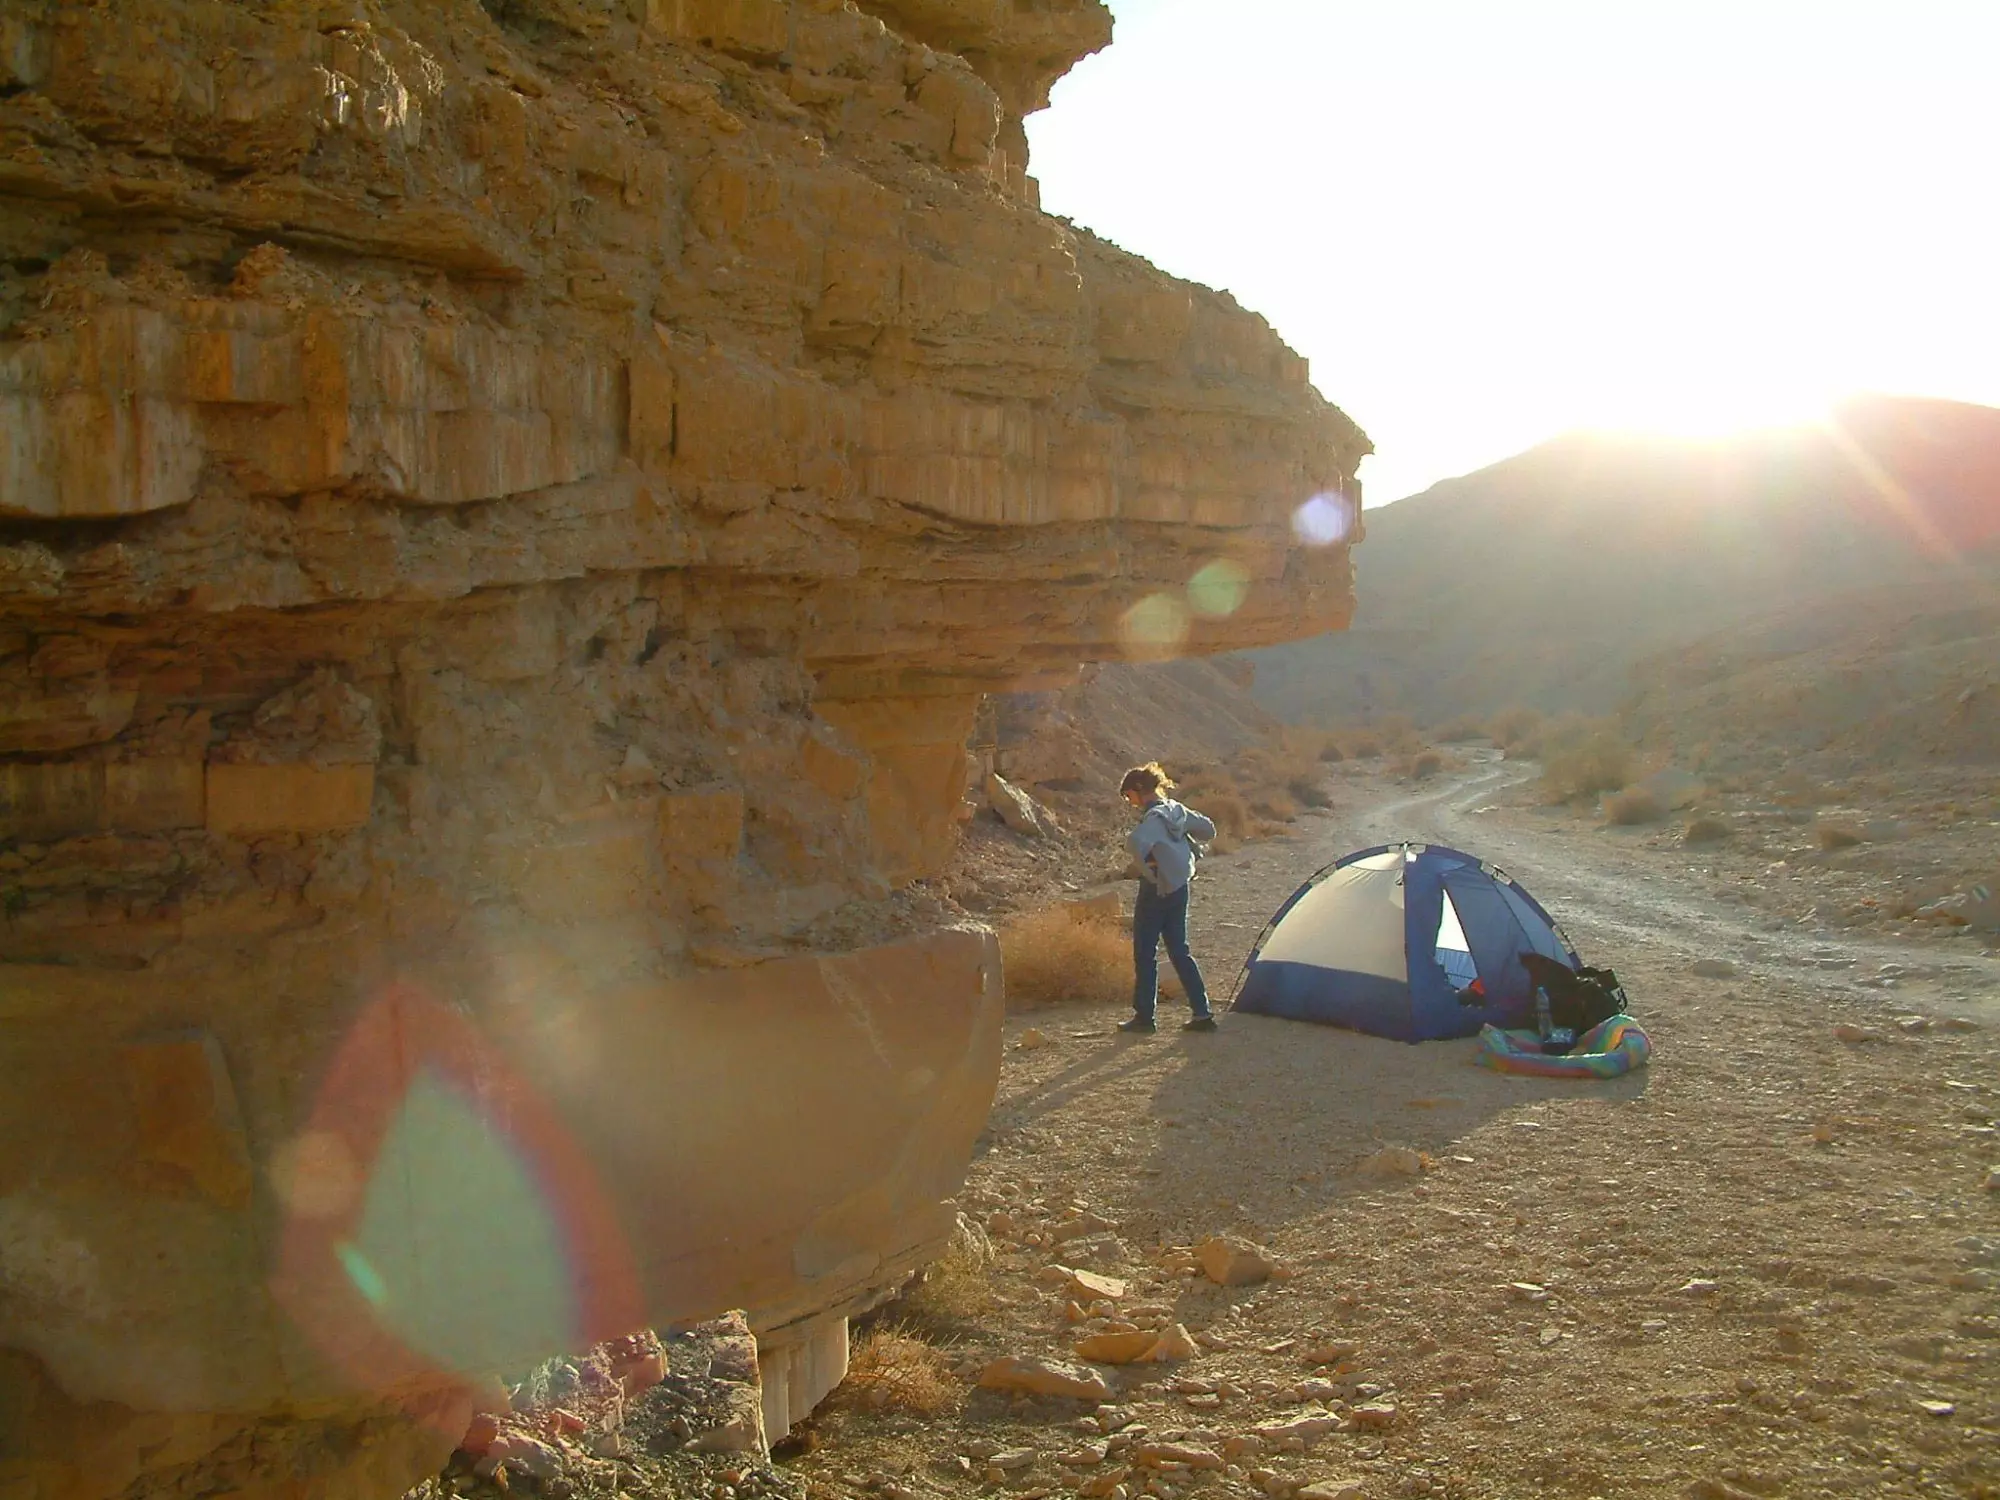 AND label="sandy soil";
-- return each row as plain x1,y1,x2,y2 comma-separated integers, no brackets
790,756,2000,1500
